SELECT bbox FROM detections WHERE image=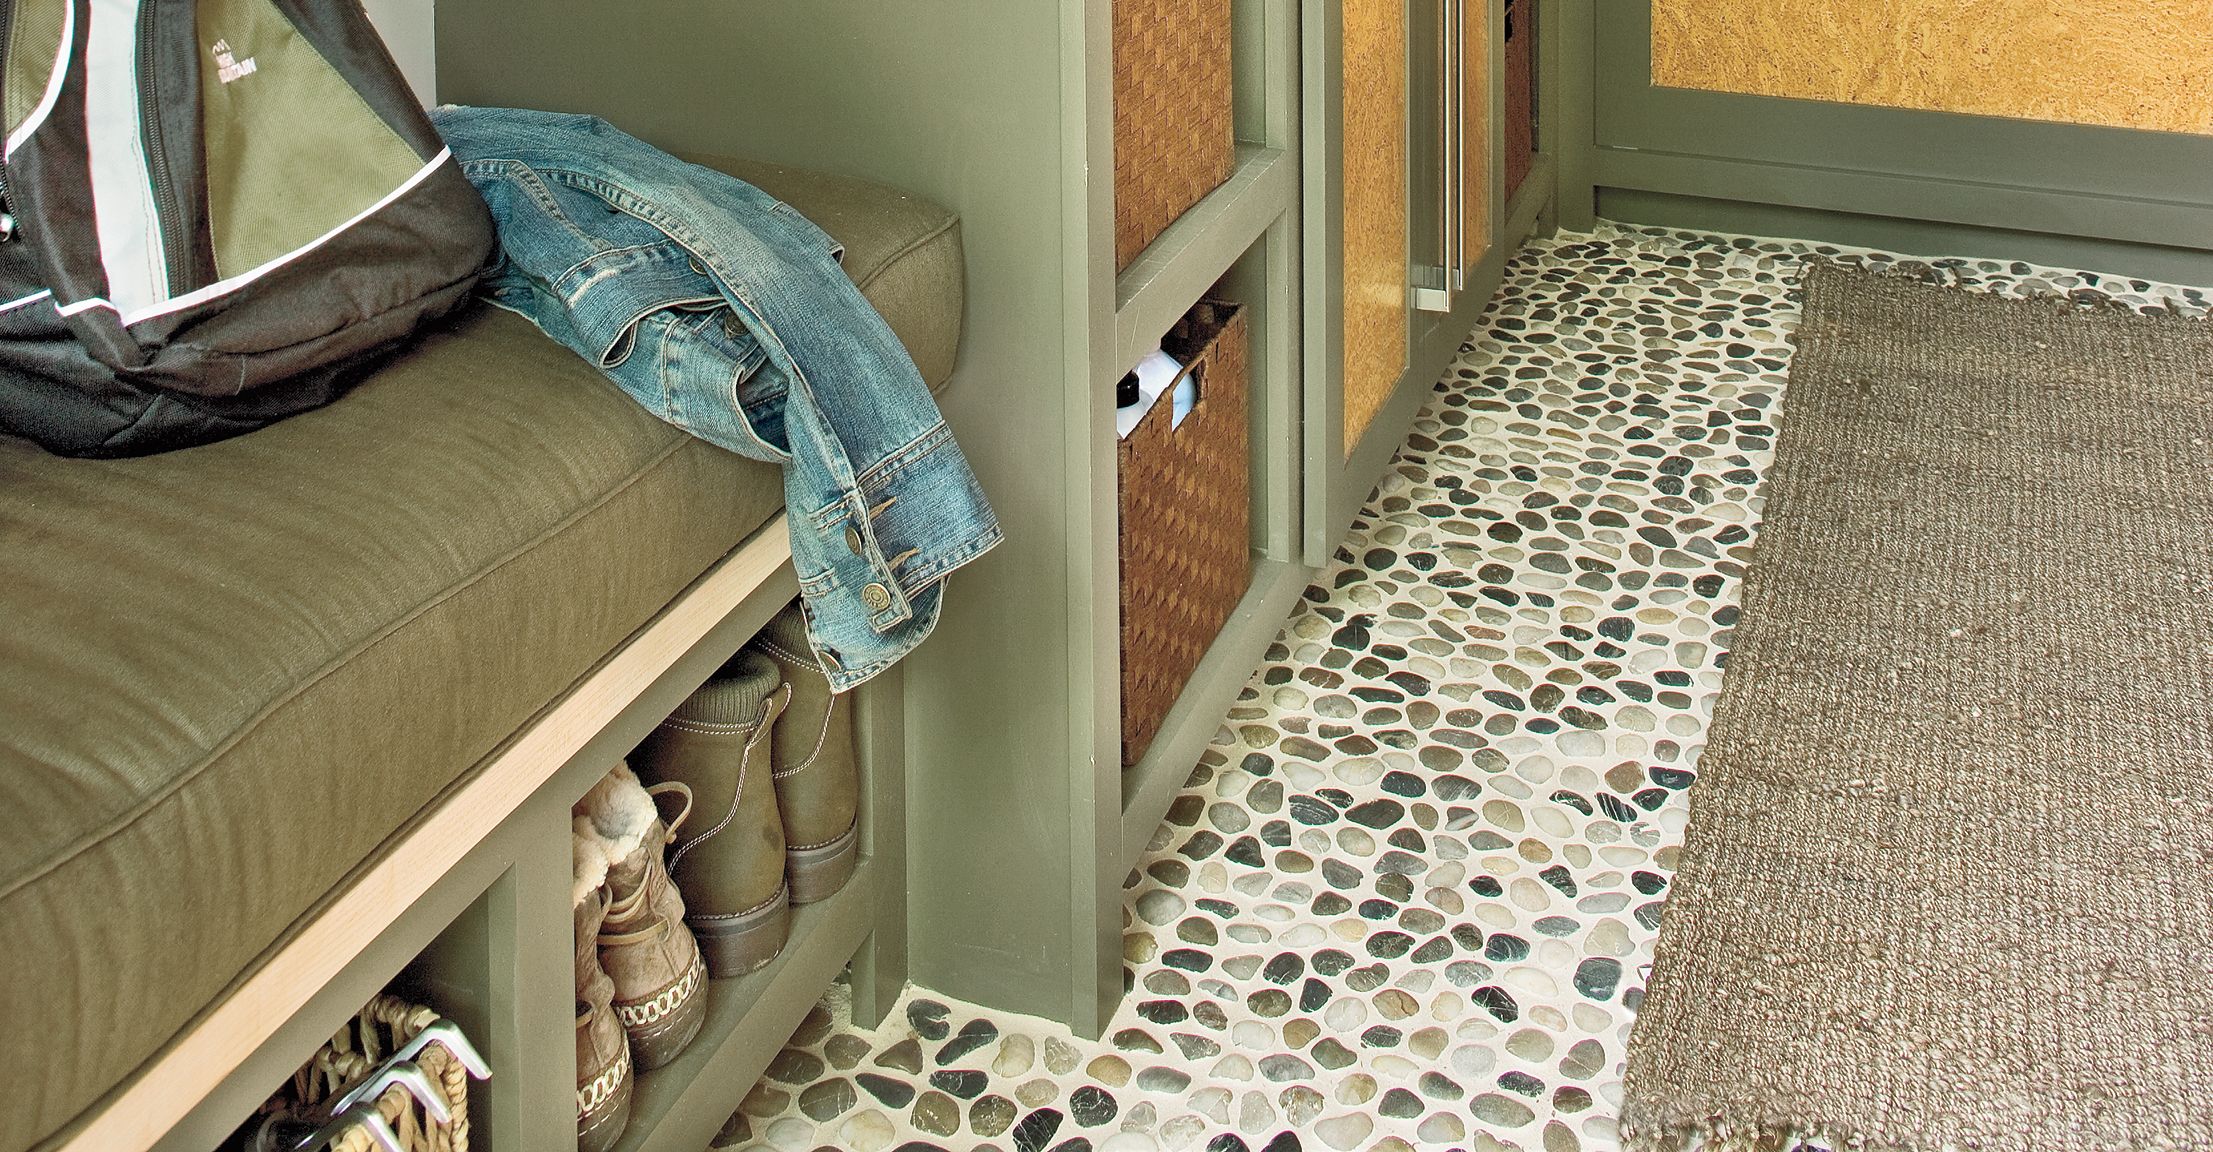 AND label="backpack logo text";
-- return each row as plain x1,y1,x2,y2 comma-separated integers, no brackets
211,40,258,84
